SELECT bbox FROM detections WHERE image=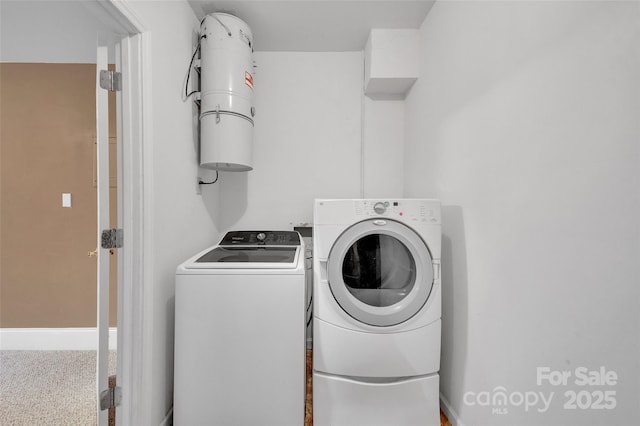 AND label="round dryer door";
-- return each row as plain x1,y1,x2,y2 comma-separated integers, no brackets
327,219,434,327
